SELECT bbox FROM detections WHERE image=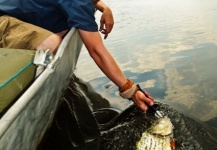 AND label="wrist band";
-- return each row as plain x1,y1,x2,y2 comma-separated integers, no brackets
119,79,134,93
119,84,138,99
